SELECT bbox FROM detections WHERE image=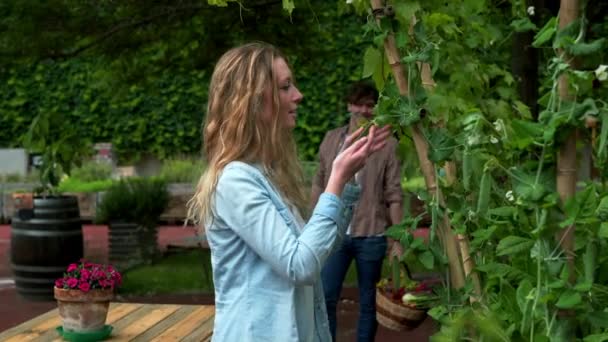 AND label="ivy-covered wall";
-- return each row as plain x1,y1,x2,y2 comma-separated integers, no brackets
0,5,369,162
